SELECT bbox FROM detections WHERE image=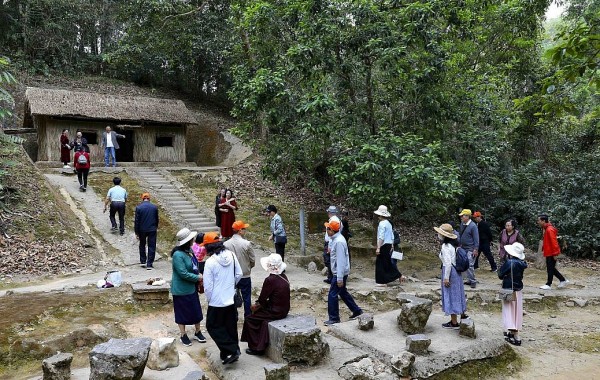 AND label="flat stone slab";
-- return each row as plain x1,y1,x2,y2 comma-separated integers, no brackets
130,282,170,304
204,332,366,380
327,309,508,378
